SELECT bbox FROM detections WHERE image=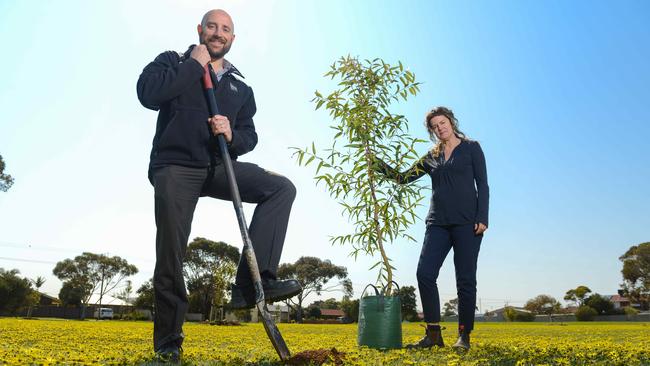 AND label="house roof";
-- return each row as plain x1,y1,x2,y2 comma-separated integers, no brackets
38,292,59,301
320,309,345,317
608,295,630,302
489,306,531,314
